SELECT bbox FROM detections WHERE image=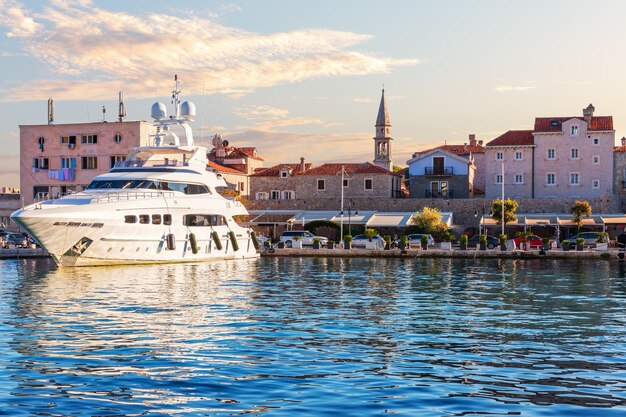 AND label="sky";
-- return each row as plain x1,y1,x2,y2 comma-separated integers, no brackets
2,0,626,188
